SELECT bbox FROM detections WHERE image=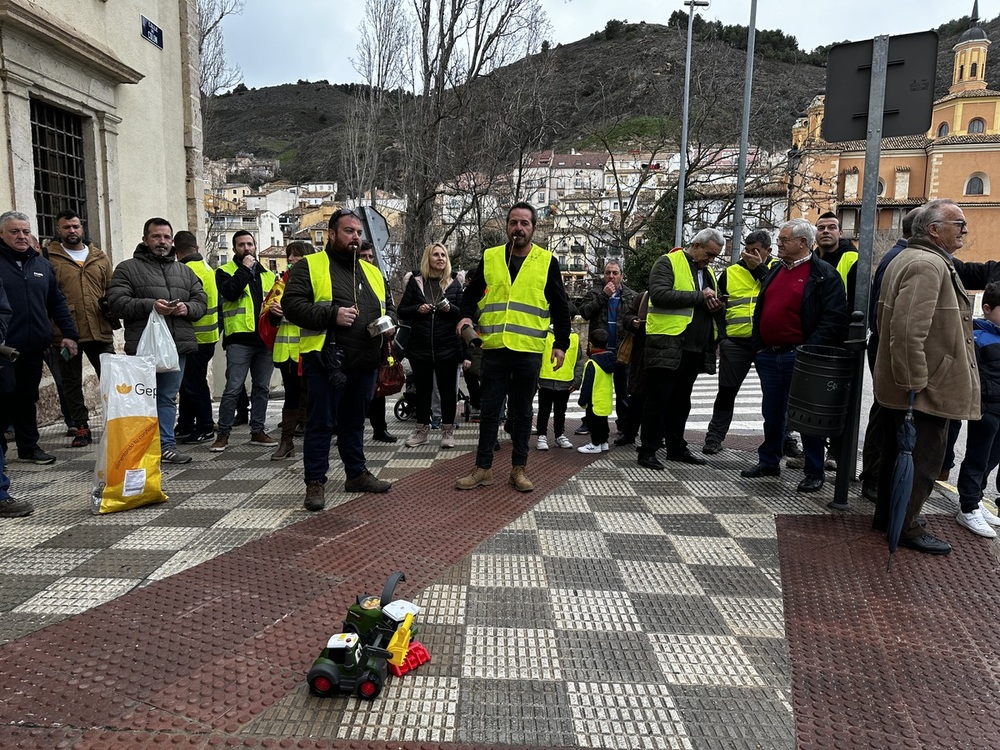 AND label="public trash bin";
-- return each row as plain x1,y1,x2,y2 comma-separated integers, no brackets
786,344,854,437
